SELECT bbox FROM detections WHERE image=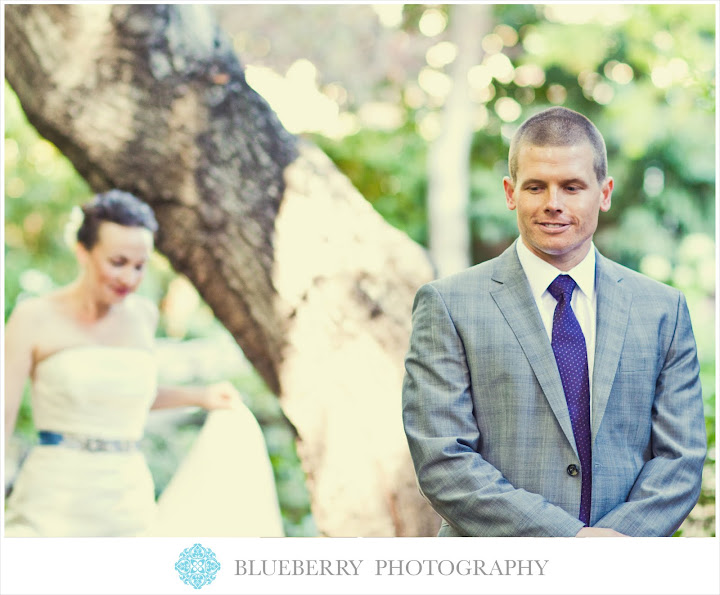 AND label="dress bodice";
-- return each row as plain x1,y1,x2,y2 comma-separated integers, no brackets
31,346,157,441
